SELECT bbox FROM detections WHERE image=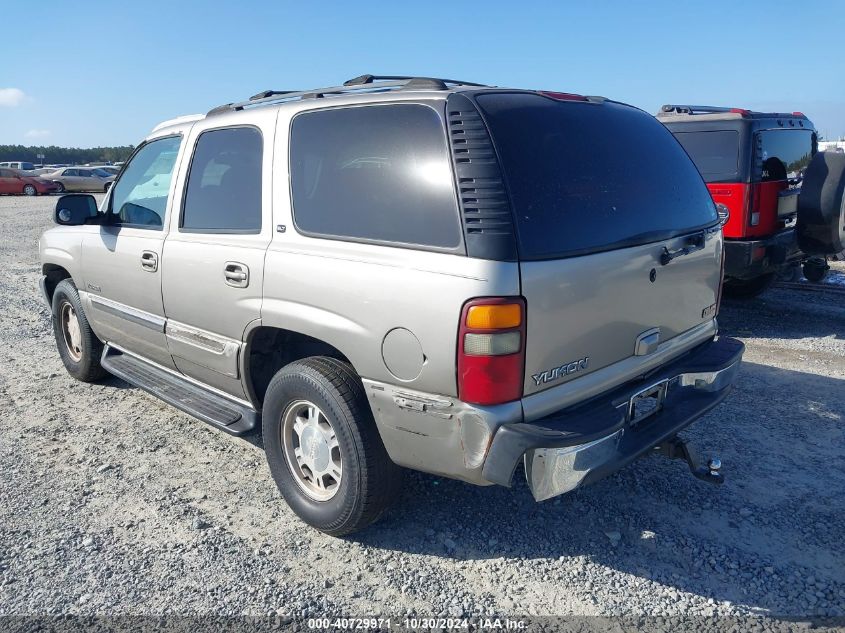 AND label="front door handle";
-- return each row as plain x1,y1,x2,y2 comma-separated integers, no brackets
140,250,158,272
224,261,249,288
